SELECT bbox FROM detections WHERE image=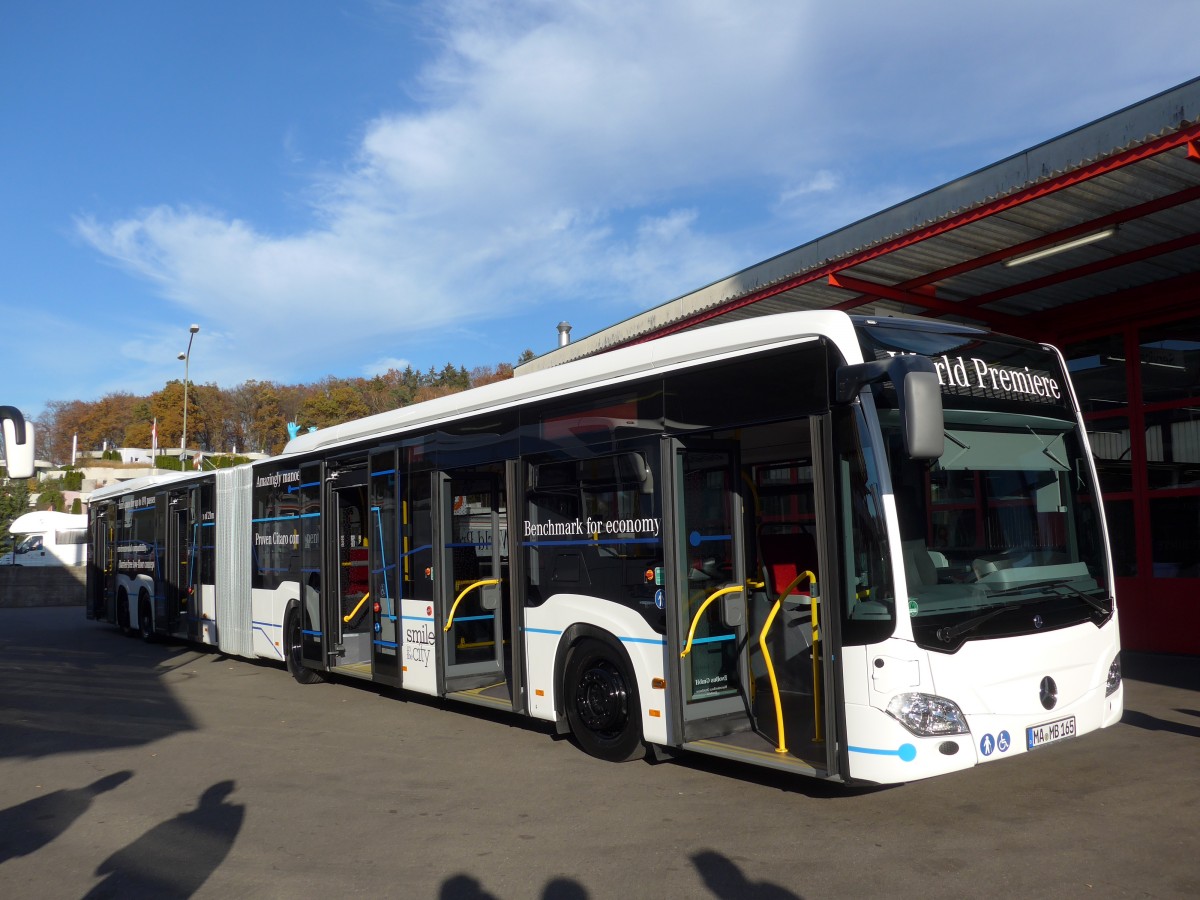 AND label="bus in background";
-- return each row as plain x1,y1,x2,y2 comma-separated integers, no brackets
87,472,219,643
1,511,88,566
1,405,35,480
85,311,1123,785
